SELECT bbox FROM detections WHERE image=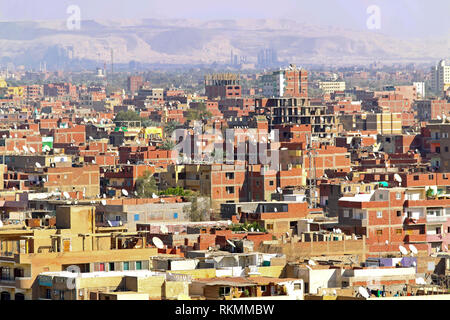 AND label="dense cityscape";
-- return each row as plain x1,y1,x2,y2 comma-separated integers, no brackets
0,1,449,308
